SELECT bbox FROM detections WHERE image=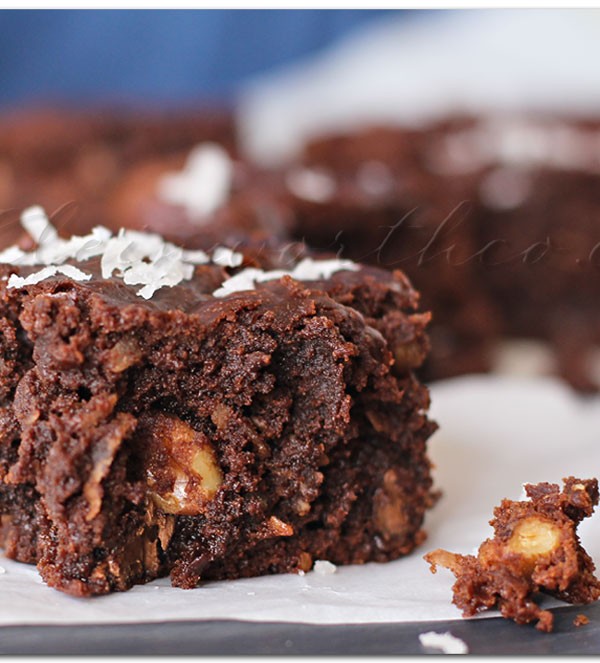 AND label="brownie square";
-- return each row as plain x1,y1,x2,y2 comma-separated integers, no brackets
0,209,436,595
